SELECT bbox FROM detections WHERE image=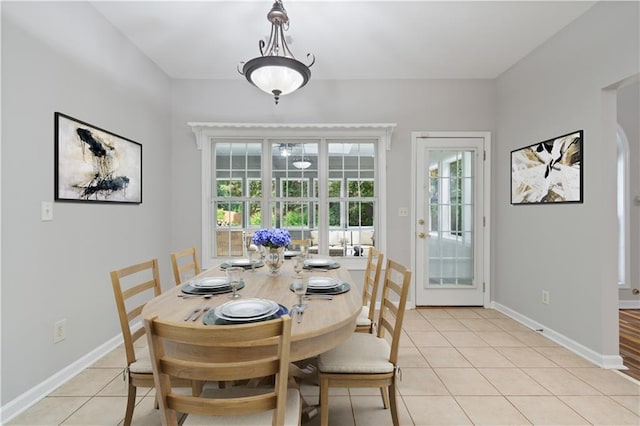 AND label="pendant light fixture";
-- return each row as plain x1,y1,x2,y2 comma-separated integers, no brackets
292,144,311,169
292,158,311,169
278,144,292,157
238,0,315,104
